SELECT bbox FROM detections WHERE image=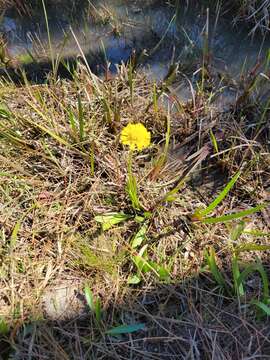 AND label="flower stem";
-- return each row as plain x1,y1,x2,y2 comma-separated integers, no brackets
126,151,141,210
